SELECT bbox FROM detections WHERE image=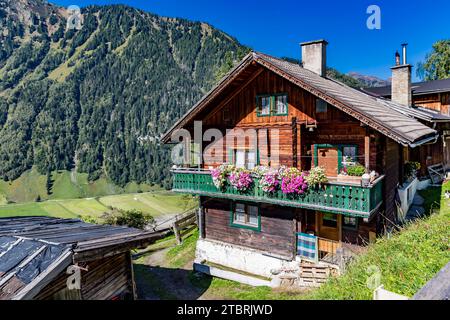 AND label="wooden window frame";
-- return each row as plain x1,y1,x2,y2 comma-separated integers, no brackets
230,202,261,232
228,147,260,169
256,93,289,117
316,98,328,113
322,213,338,228
313,144,359,173
342,216,359,231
